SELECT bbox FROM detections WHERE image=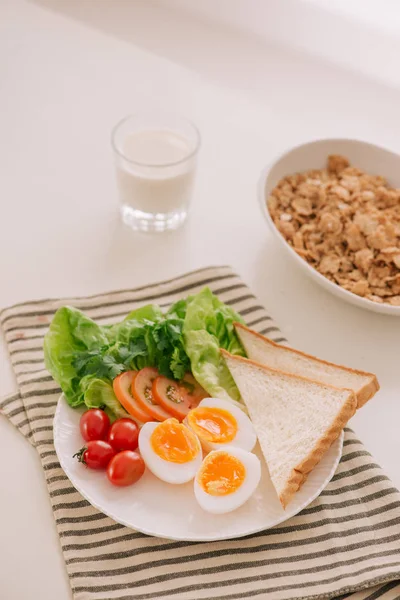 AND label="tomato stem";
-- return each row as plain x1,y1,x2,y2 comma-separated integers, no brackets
73,446,87,465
